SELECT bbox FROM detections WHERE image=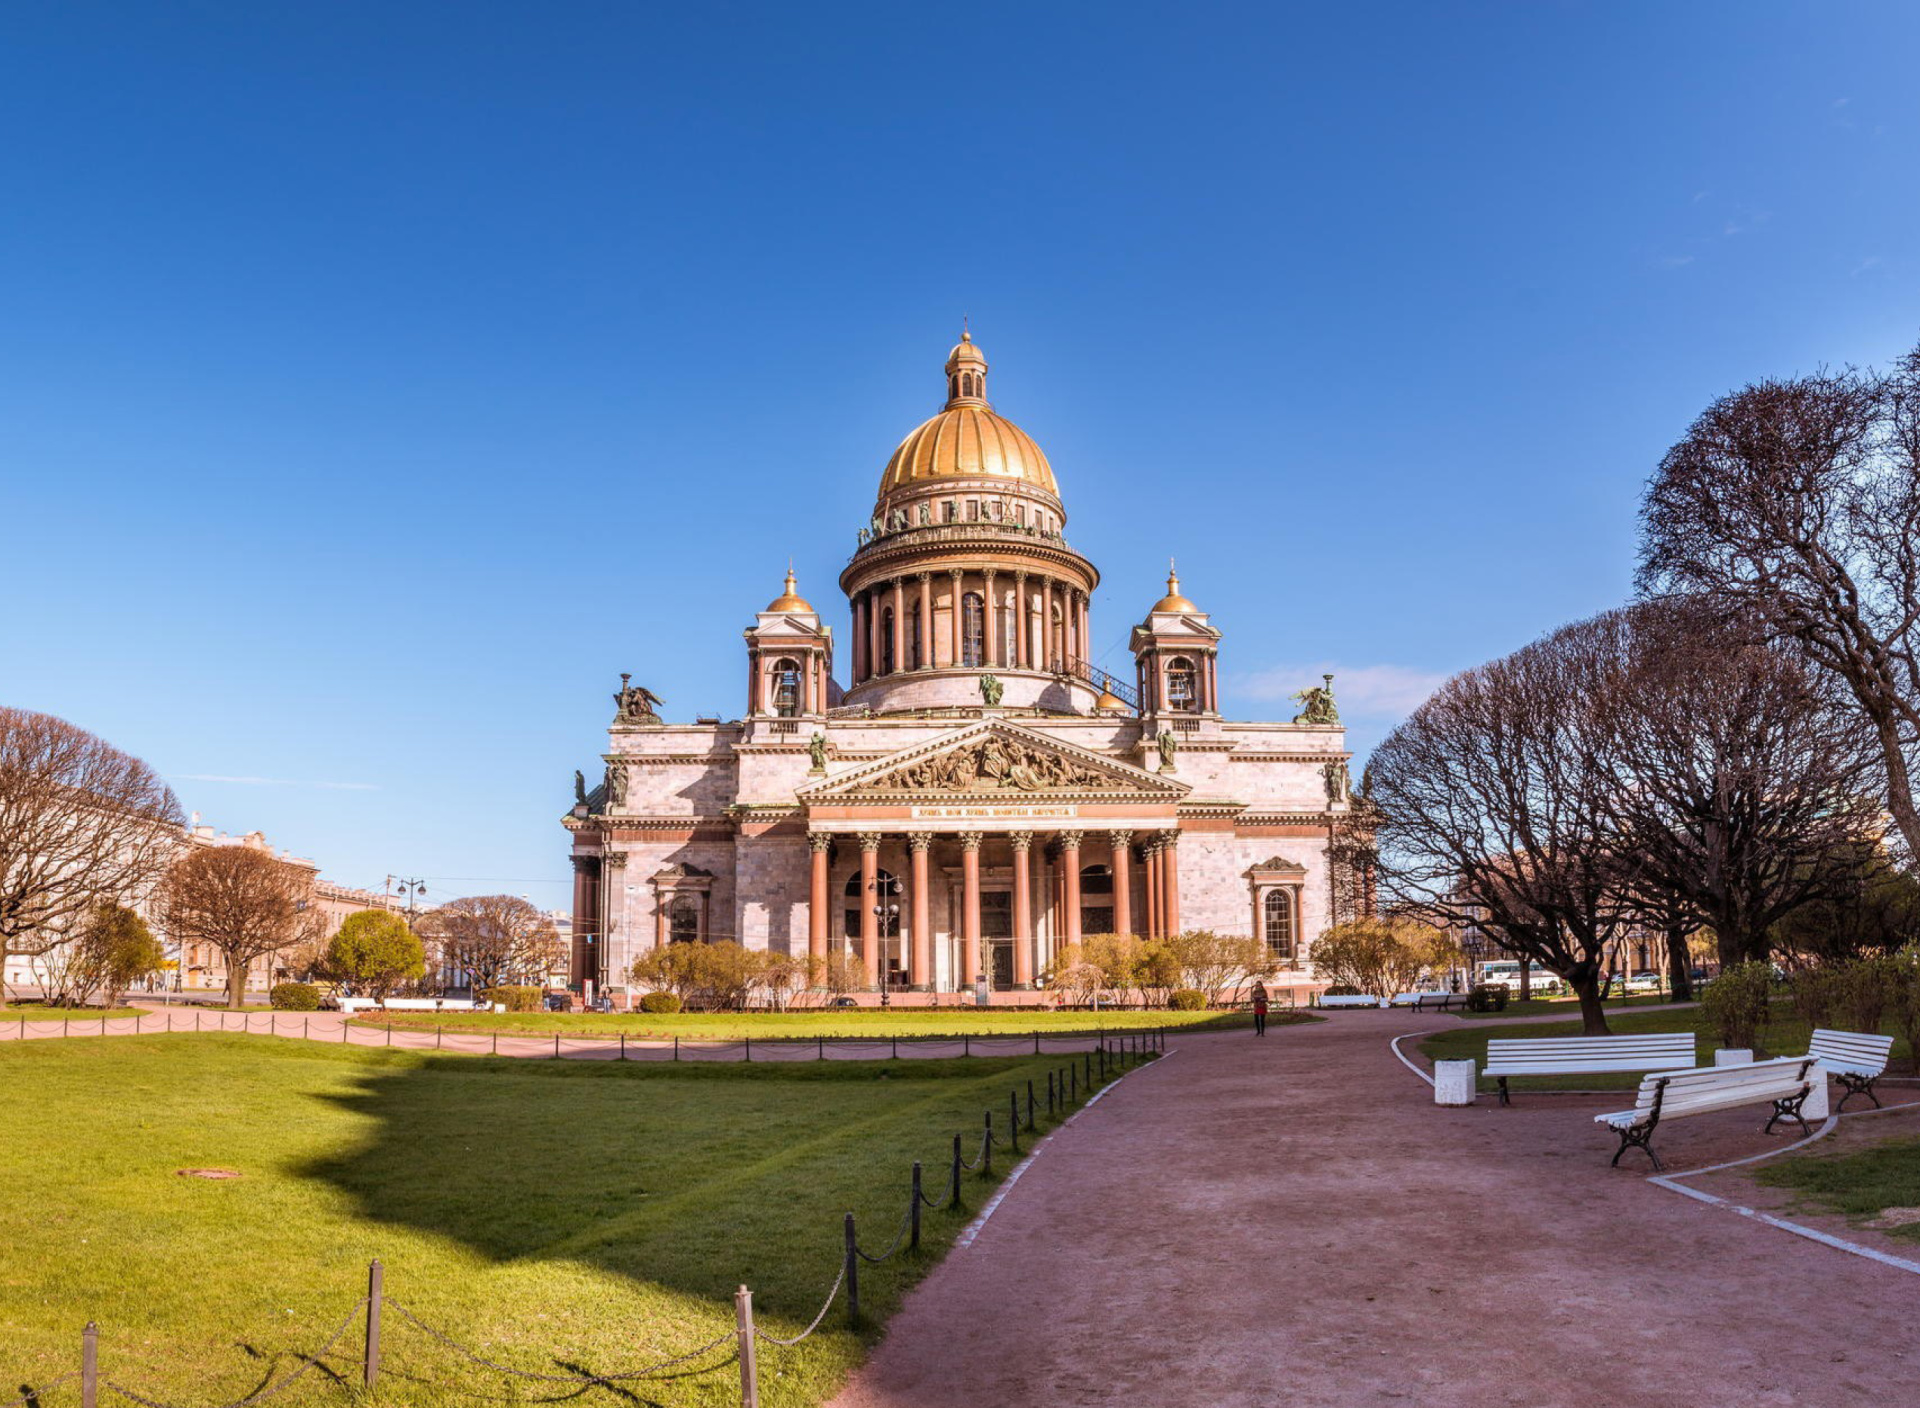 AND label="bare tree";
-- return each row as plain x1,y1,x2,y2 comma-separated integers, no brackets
160,845,316,1008
1639,346,1920,860
1368,629,1634,1034
426,895,561,993
1589,599,1883,969
0,709,184,995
